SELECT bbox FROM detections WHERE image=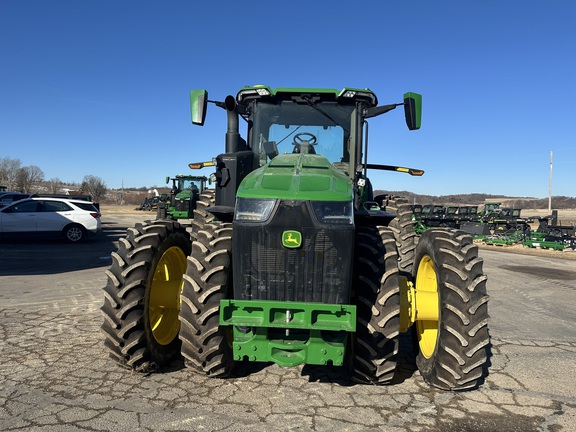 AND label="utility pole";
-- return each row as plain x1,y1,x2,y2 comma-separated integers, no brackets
548,151,553,214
